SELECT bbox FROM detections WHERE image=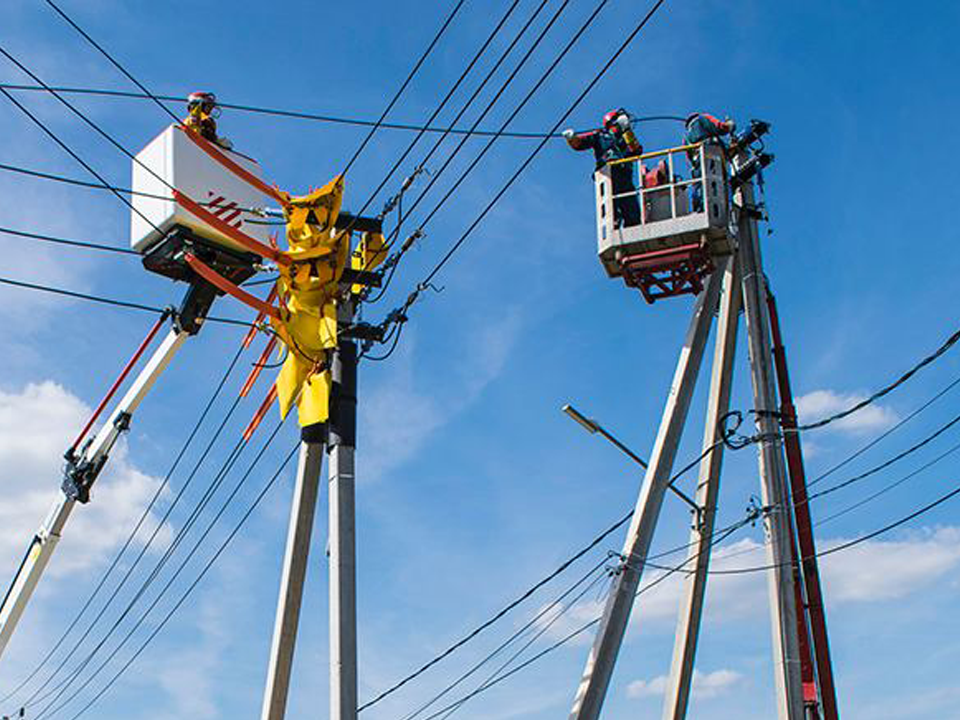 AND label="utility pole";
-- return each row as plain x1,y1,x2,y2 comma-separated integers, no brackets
734,158,805,720
328,298,359,720
259,426,325,720
661,254,741,720
568,267,724,720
